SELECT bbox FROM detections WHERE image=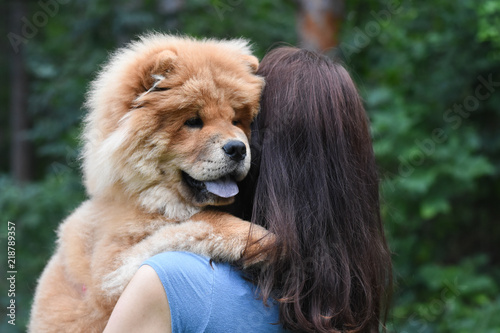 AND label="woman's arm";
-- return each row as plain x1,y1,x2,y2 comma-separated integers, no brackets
103,265,172,333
